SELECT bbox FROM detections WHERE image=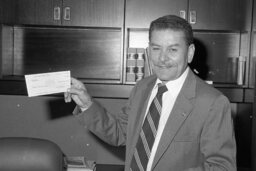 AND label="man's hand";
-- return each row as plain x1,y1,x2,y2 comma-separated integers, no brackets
64,77,92,109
